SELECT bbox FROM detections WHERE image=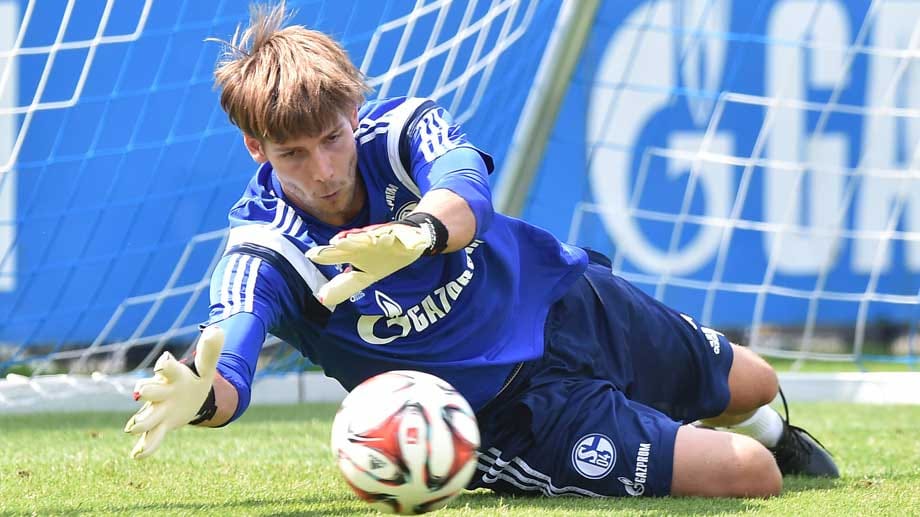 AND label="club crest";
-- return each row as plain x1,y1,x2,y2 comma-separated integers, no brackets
571,433,616,479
